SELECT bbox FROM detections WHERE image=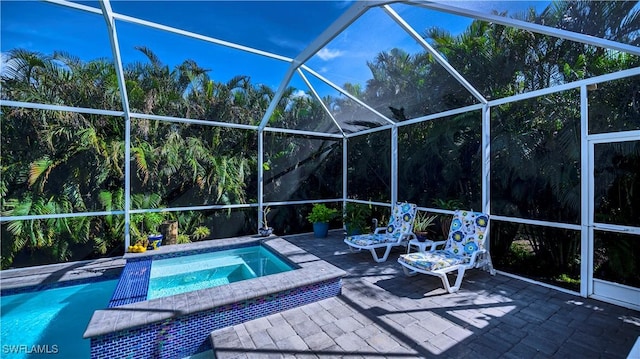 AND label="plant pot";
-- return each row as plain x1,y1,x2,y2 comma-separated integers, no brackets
313,222,329,238
415,231,429,242
258,227,273,237
161,221,178,245
148,234,163,249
